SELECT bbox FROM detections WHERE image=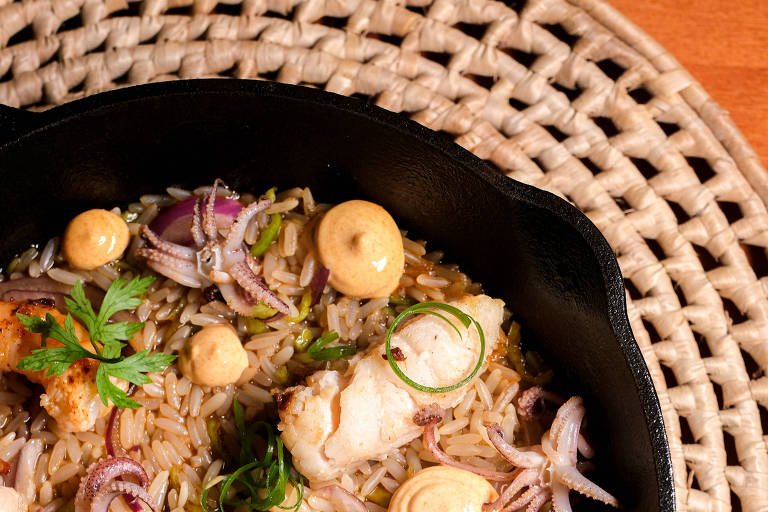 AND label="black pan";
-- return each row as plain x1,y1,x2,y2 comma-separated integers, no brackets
0,79,673,511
